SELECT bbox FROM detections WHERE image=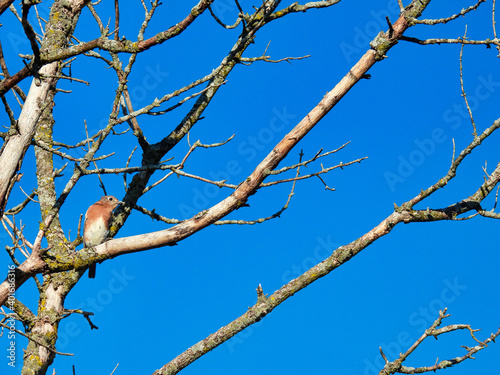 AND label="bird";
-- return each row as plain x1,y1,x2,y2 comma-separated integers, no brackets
83,195,122,278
